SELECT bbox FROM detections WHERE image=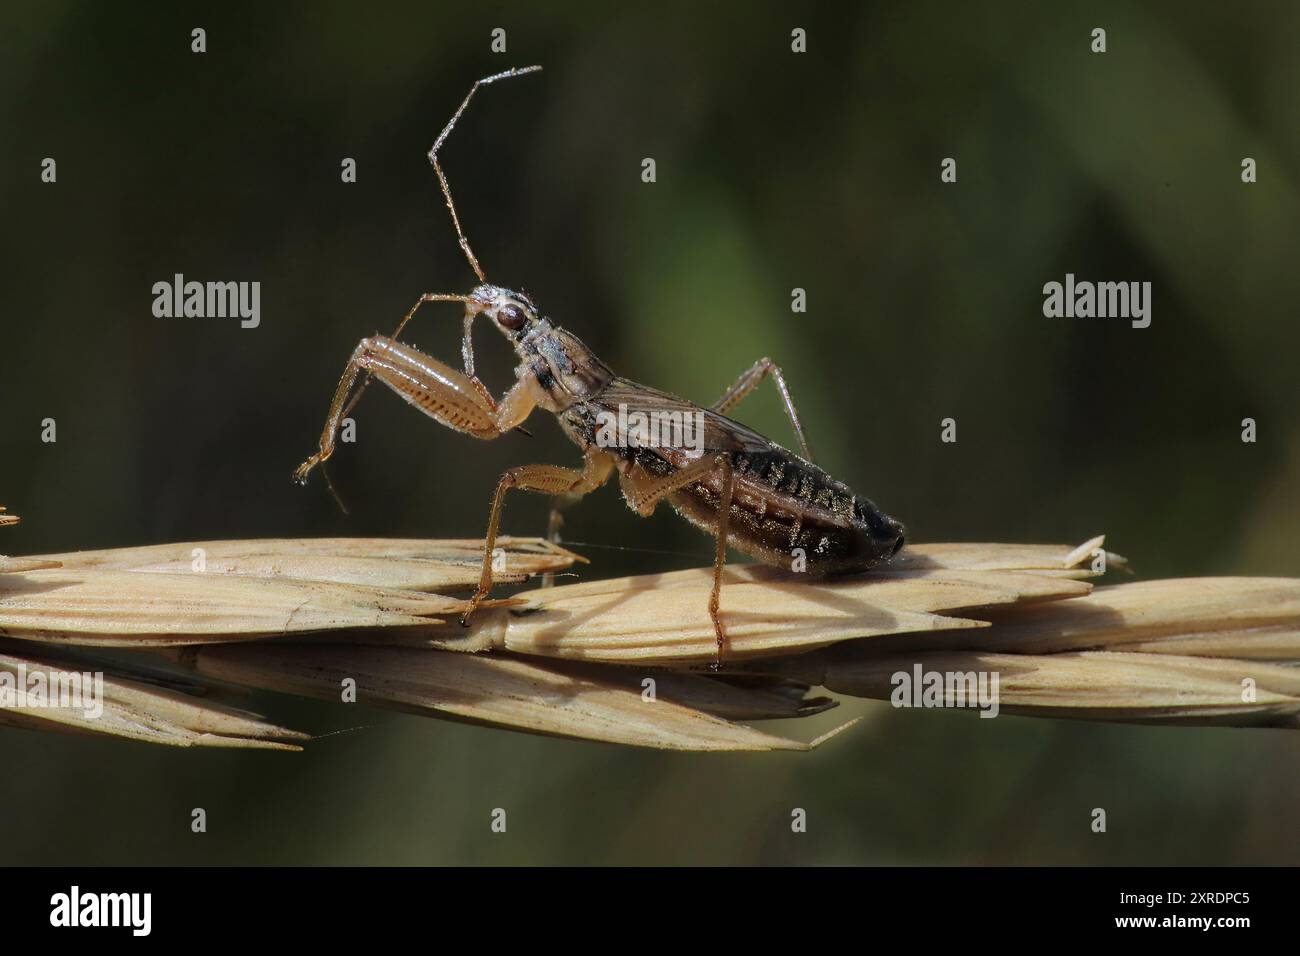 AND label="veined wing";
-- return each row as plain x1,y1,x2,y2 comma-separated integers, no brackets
590,378,776,455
